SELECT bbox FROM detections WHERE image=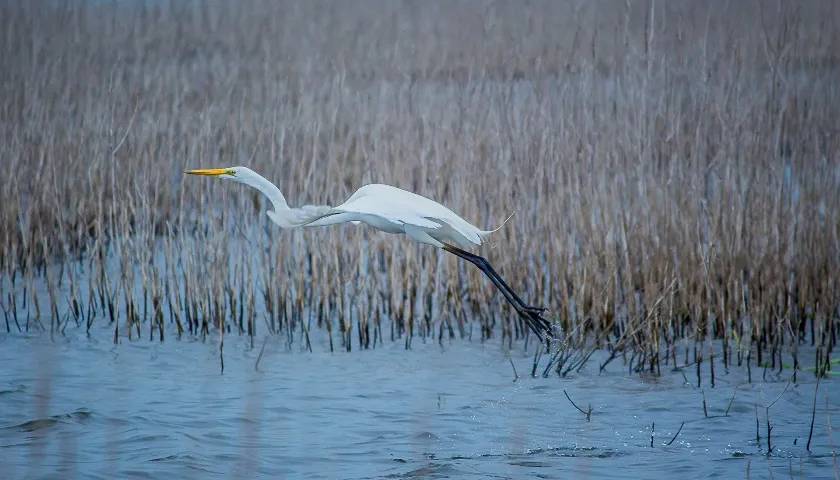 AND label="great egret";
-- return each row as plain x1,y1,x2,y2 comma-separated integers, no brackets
186,166,553,340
